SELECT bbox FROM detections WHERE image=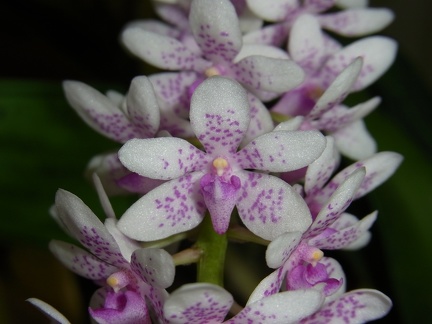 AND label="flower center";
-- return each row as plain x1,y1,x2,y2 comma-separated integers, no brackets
204,64,226,77
212,157,229,177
